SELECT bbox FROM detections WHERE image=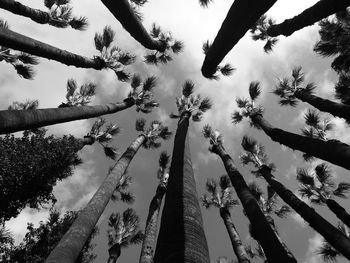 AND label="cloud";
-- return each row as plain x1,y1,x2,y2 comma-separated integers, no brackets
303,233,323,263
